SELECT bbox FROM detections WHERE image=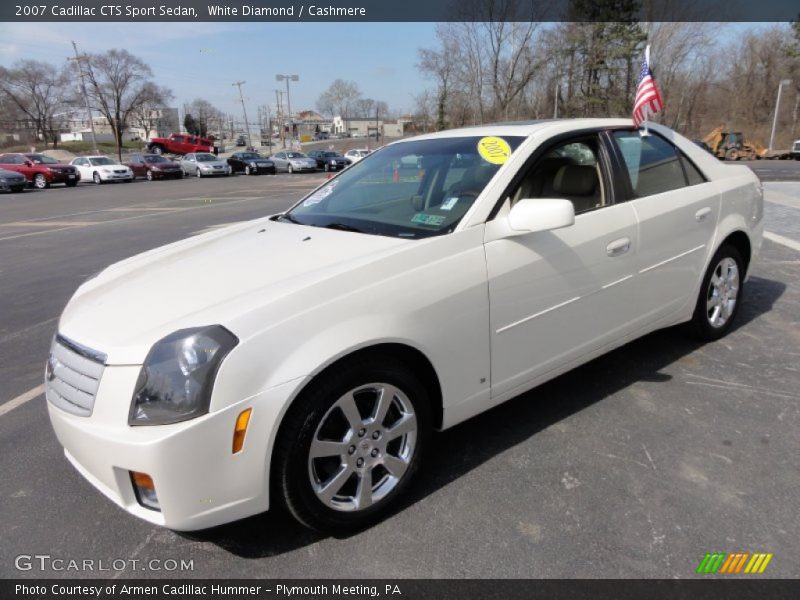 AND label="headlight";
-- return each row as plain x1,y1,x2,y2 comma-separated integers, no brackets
249,162,256,167
101,168,112,173
129,325,238,426
0,178,7,183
